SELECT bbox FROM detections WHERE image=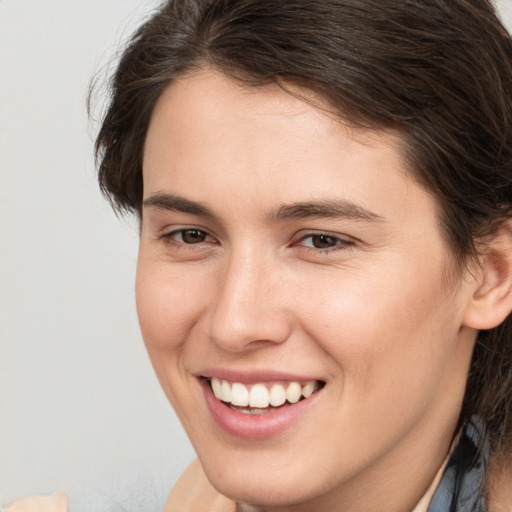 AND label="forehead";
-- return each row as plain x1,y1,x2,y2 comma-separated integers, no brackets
143,69,410,195
144,70,442,222
148,68,401,148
